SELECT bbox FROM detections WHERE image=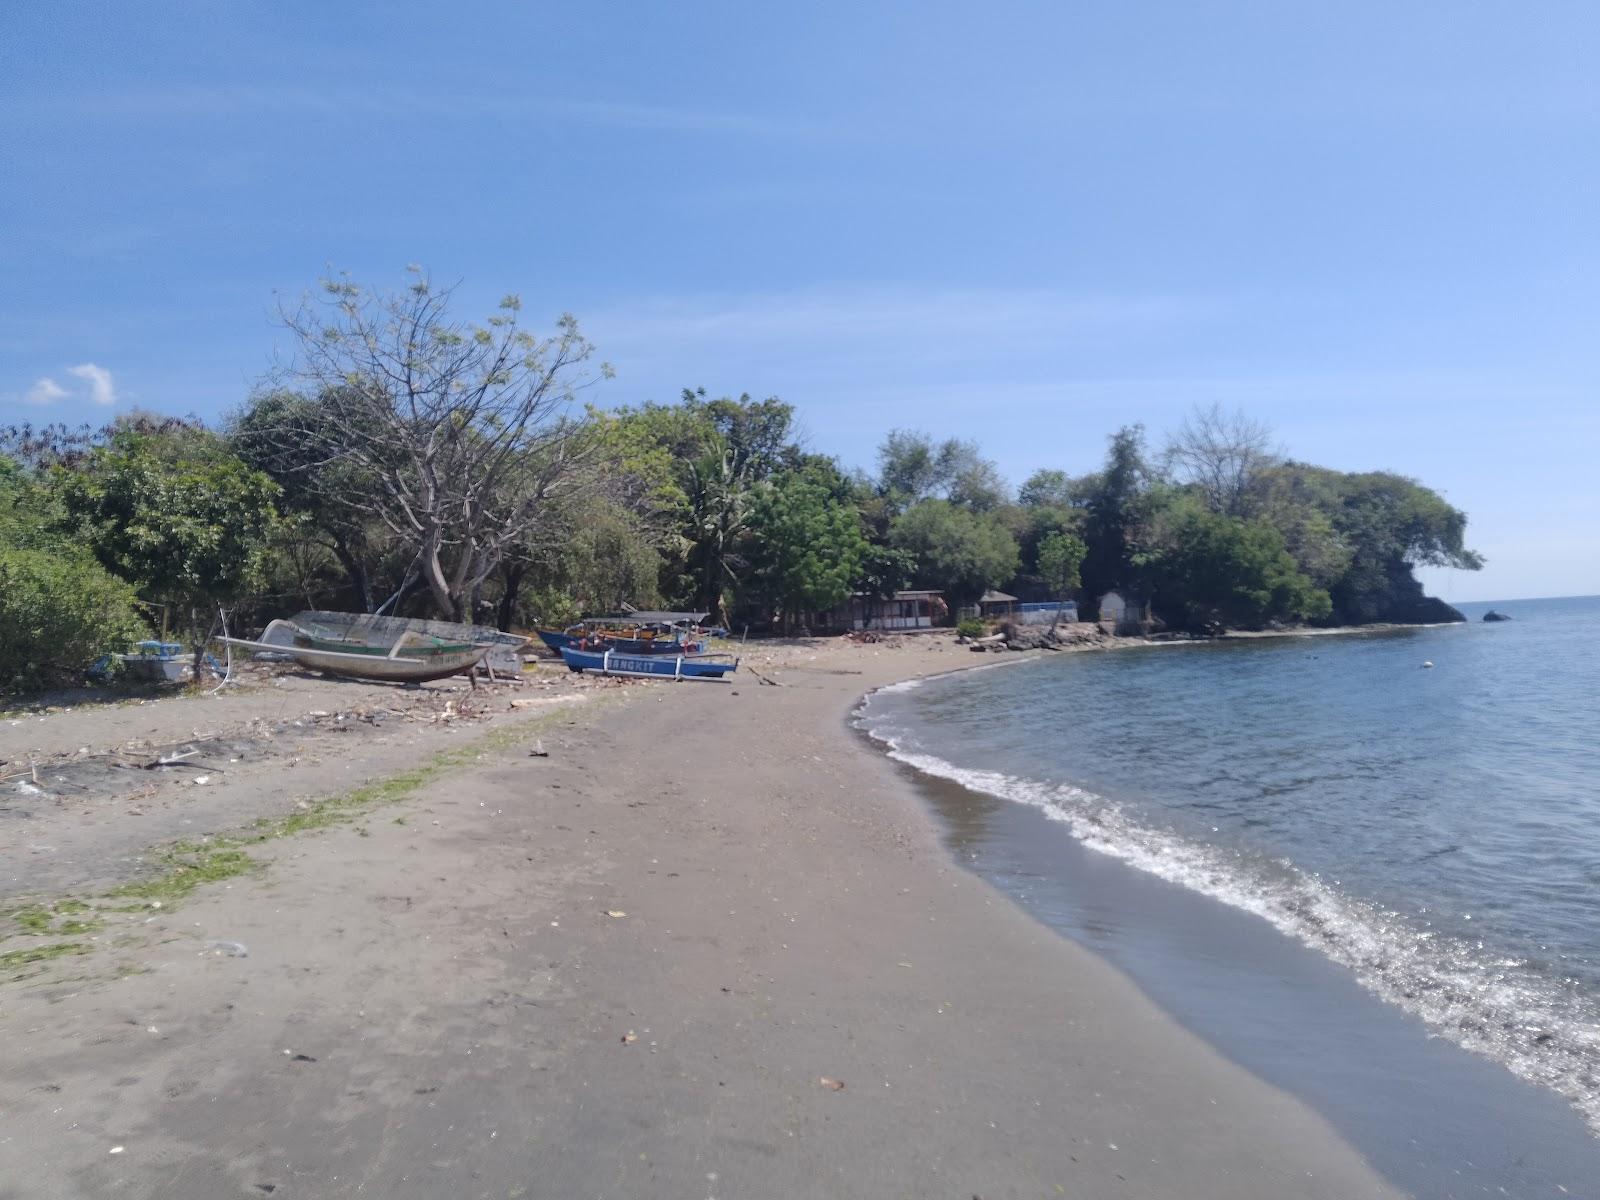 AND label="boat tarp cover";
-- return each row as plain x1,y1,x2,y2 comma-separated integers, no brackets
596,611,710,625
271,611,527,673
